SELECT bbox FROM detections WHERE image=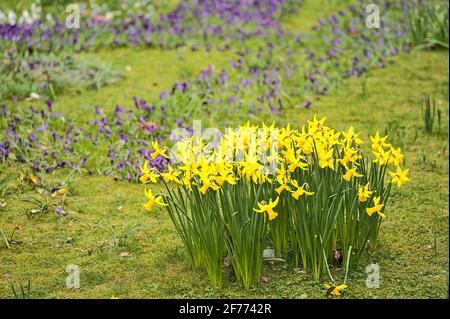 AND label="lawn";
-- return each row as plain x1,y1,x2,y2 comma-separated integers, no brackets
0,0,448,299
